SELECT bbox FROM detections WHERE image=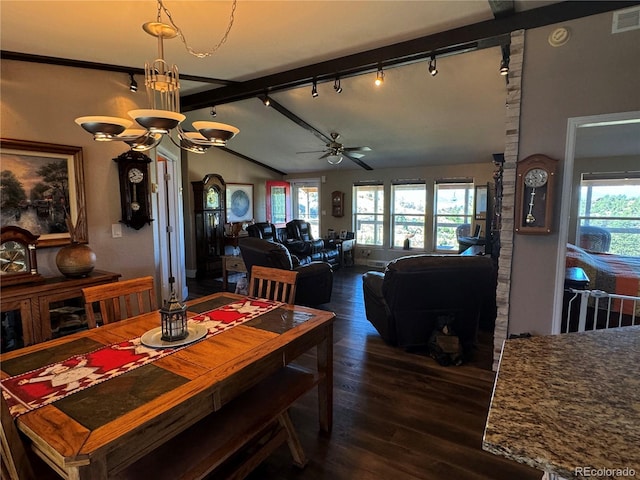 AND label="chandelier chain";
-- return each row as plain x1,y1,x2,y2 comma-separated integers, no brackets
157,0,237,59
